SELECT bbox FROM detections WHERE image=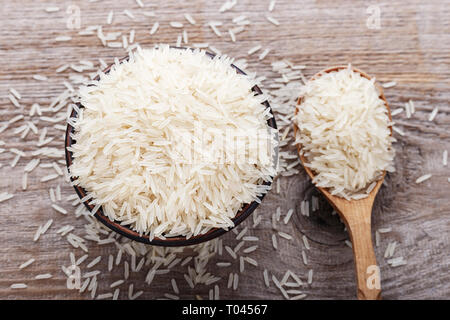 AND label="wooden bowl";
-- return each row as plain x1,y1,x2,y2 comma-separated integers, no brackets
293,66,392,299
65,48,278,246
